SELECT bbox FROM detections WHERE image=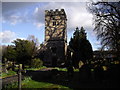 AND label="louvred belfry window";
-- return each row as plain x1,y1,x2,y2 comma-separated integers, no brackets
53,21,56,26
